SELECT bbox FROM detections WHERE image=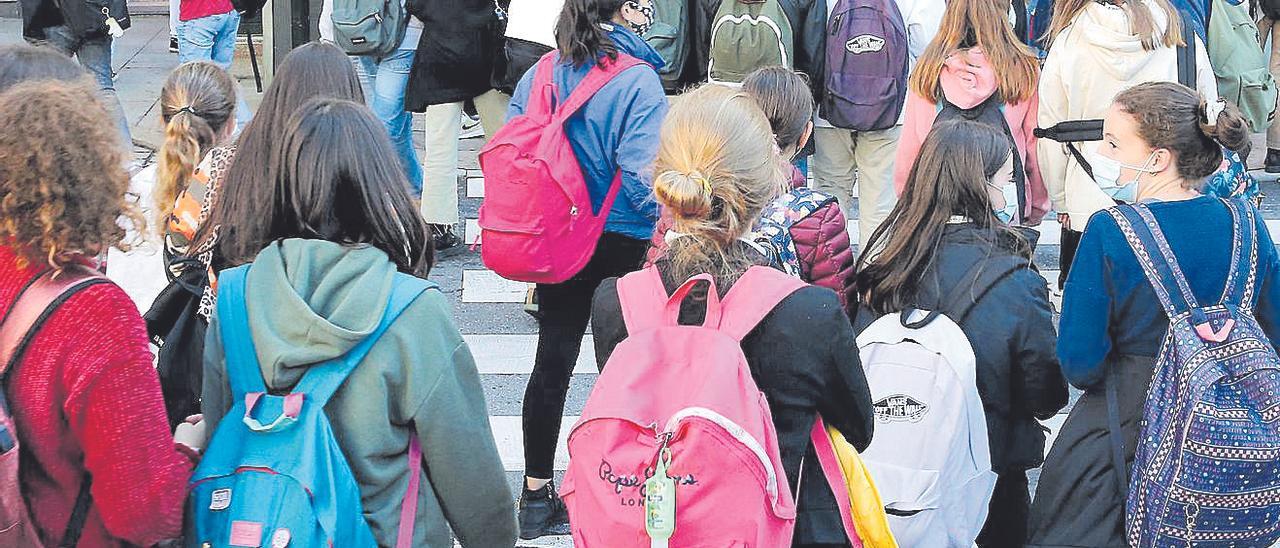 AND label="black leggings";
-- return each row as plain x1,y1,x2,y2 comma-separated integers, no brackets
522,232,649,479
